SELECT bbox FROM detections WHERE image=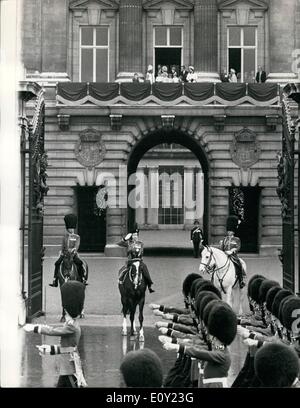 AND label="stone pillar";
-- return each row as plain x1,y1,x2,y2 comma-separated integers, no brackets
194,0,220,82
195,169,204,227
267,0,298,83
184,167,196,227
135,167,146,226
117,0,143,82
147,167,159,228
